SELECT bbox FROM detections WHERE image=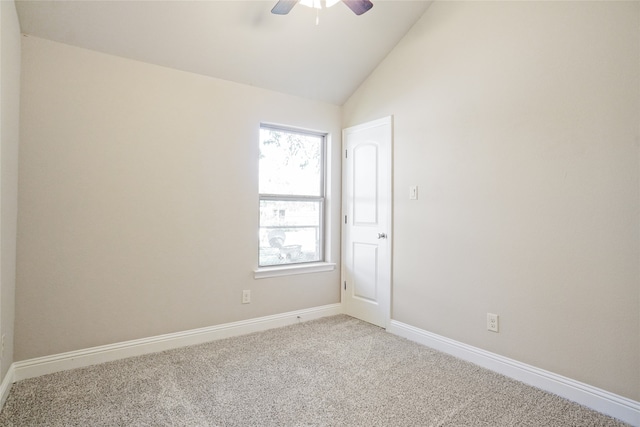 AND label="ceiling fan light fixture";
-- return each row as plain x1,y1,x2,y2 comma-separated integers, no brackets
300,0,340,9
272,0,373,15
300,0,322,9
